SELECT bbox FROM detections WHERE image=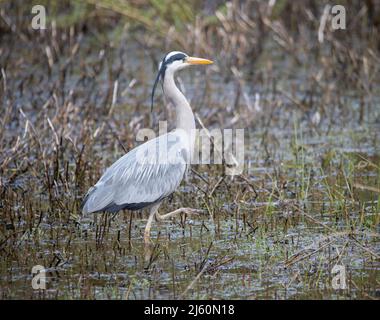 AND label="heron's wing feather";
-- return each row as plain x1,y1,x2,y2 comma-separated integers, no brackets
82,132,189,213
